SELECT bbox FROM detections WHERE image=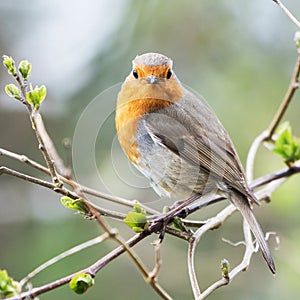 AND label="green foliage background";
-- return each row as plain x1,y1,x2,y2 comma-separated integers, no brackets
0,1,300,299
